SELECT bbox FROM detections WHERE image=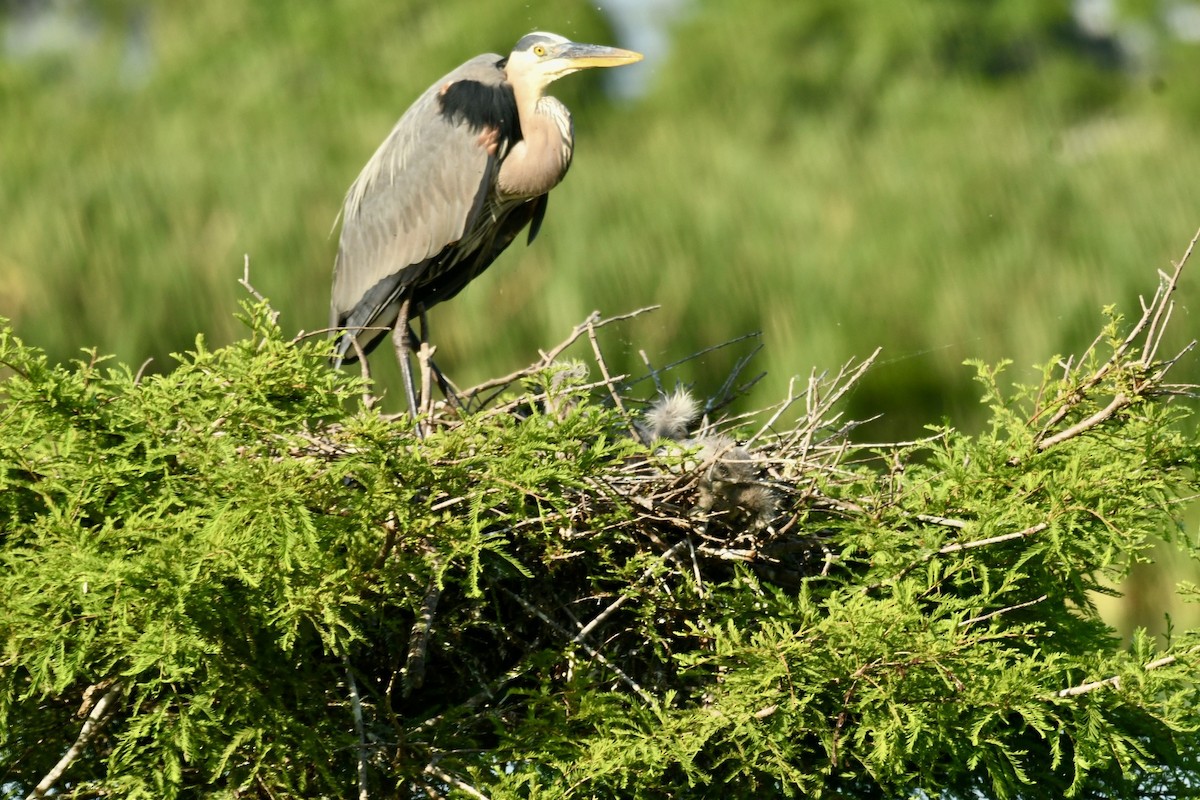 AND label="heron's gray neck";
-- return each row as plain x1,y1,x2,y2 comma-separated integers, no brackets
497,96,574,198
